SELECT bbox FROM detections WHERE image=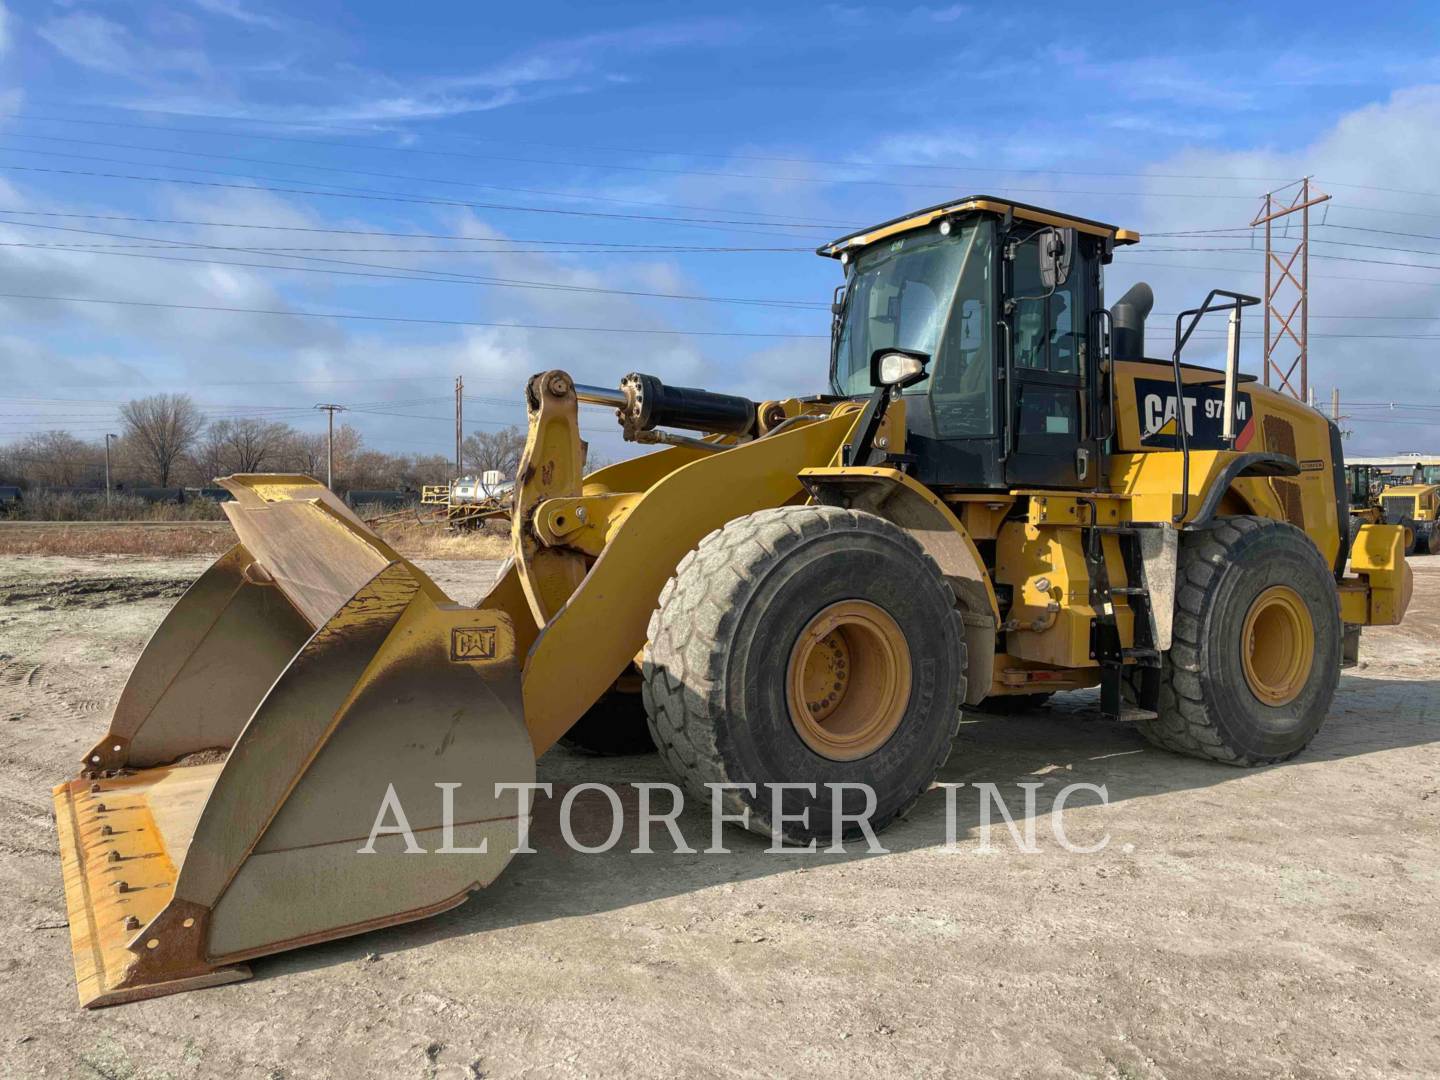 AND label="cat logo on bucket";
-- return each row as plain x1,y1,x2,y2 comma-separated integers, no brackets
450,626,498,662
